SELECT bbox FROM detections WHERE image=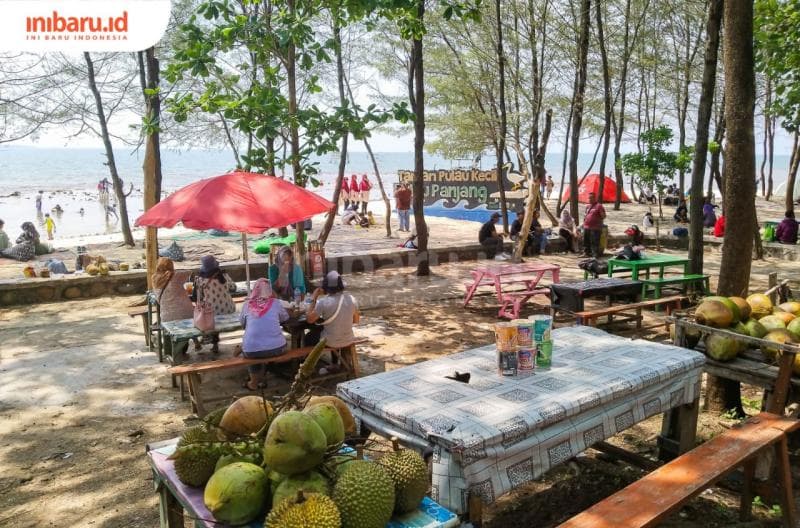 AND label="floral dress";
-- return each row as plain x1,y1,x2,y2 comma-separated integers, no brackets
194,276,236,315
